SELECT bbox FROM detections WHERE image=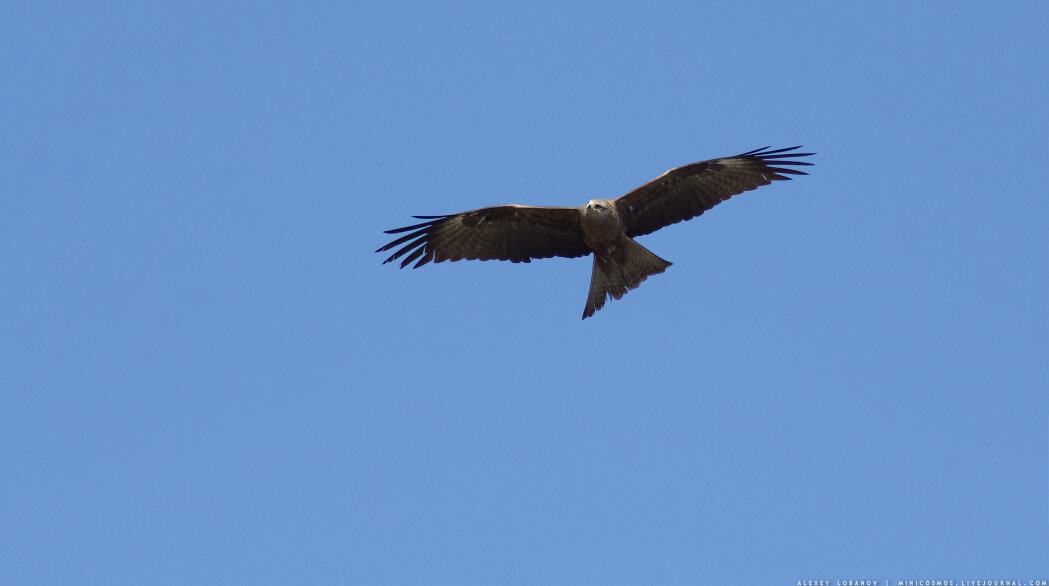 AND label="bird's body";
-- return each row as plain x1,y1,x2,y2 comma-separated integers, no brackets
578,199,672,318
579,199,622,252
377,146,813,319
